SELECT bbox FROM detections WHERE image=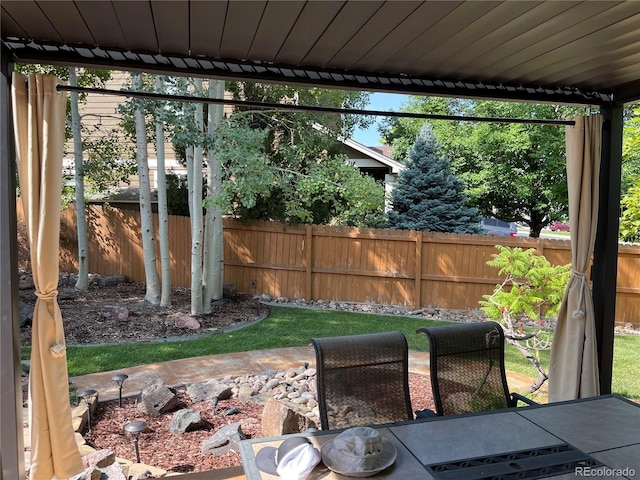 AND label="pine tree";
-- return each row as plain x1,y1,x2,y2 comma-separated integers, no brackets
387,124,482,234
